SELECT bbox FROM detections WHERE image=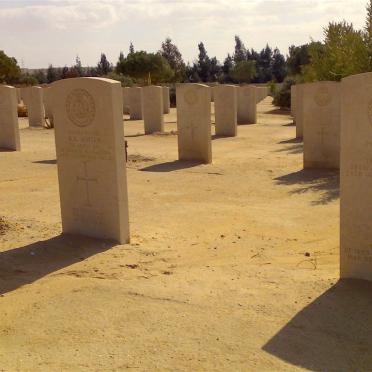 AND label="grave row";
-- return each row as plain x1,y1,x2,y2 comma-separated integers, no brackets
292,77,372,282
